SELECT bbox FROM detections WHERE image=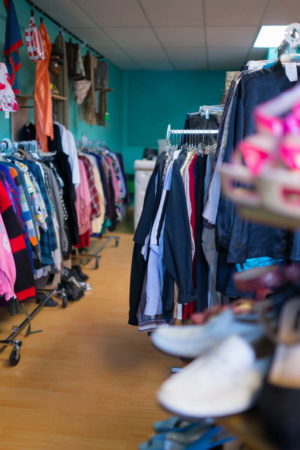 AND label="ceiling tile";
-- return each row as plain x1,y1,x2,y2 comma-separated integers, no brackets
104,27,160,48
139,61,174,70
73,0,148,27
262,0,300,25
205,0,269,26
140,0,204,26
207,27,258,47
208,47,249,70
125,47,167,59
98,47,142,69
247,48,268,61
166,48,207,69
173,61,208,70
69,28,118,49
33,0,96,27
124,47,173,69
155,27,205,47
